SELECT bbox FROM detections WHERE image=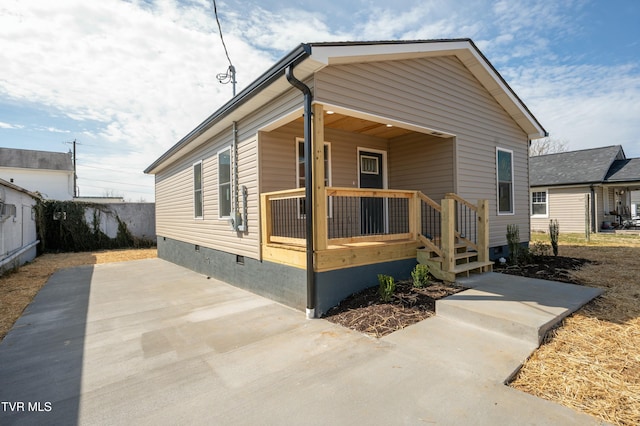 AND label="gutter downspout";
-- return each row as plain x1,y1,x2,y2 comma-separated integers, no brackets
285,65,315,319
230,121,246,232
590,185,596,232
